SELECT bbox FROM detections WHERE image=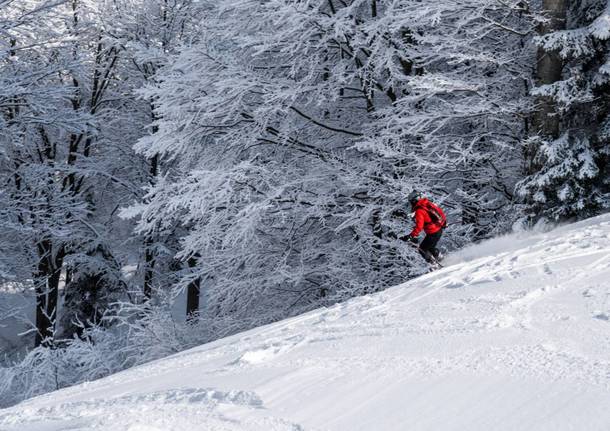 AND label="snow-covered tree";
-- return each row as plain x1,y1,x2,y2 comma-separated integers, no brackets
0,0,153,345
518,0,609,220
121,0,204,305
0,0,86,346
131,0,535,327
